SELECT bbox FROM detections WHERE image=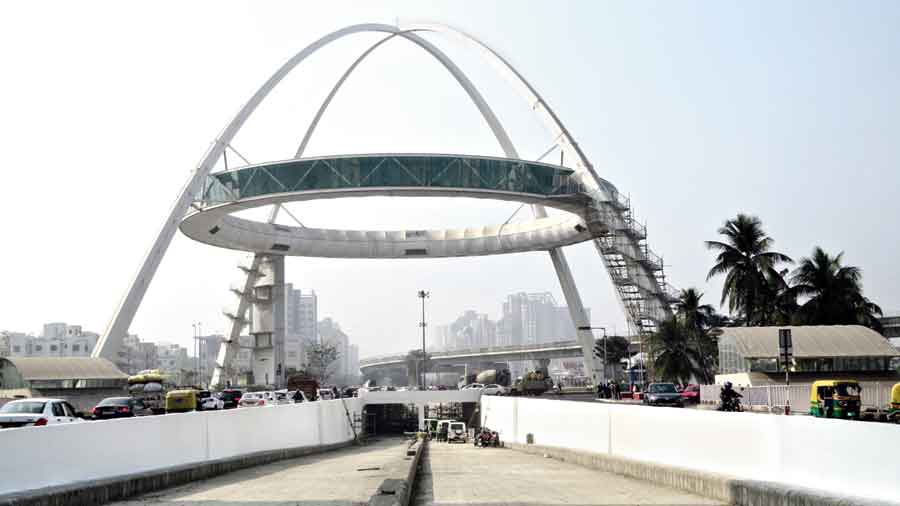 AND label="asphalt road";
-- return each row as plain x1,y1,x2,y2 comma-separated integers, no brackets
413,440,722,505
